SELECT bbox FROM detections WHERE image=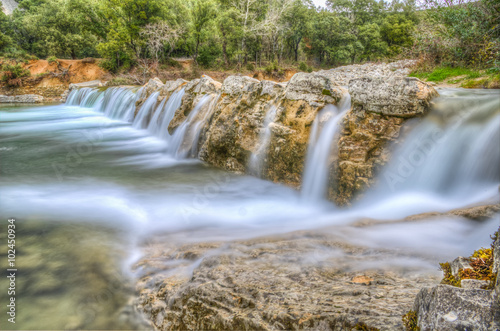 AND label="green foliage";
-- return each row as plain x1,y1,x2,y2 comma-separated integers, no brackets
415,0,499,69
402,310,420,331
1,63,31,86
410,66,482,82
246,63,255,71
0,0,487,73
439,262,461,287
438,229,499,290
197,42,222,68
47,56,58,64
